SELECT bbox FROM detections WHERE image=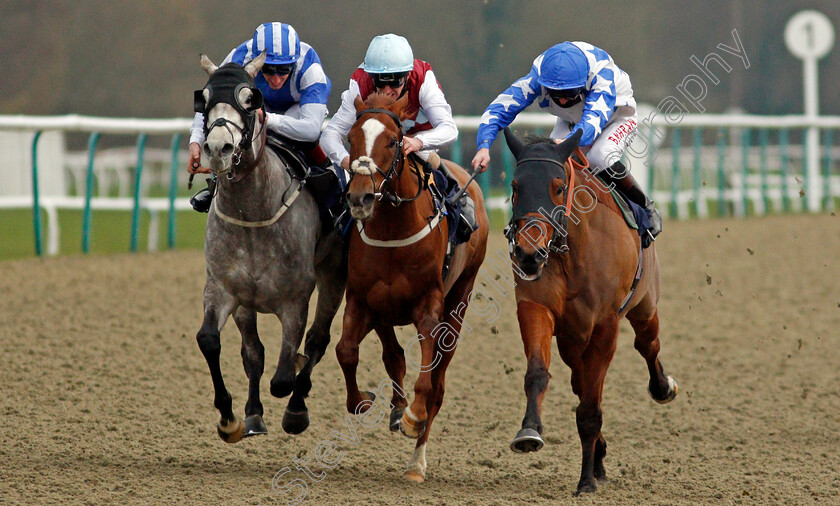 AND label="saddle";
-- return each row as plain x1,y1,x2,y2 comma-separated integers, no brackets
265,133,348,233
593,173,654,239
